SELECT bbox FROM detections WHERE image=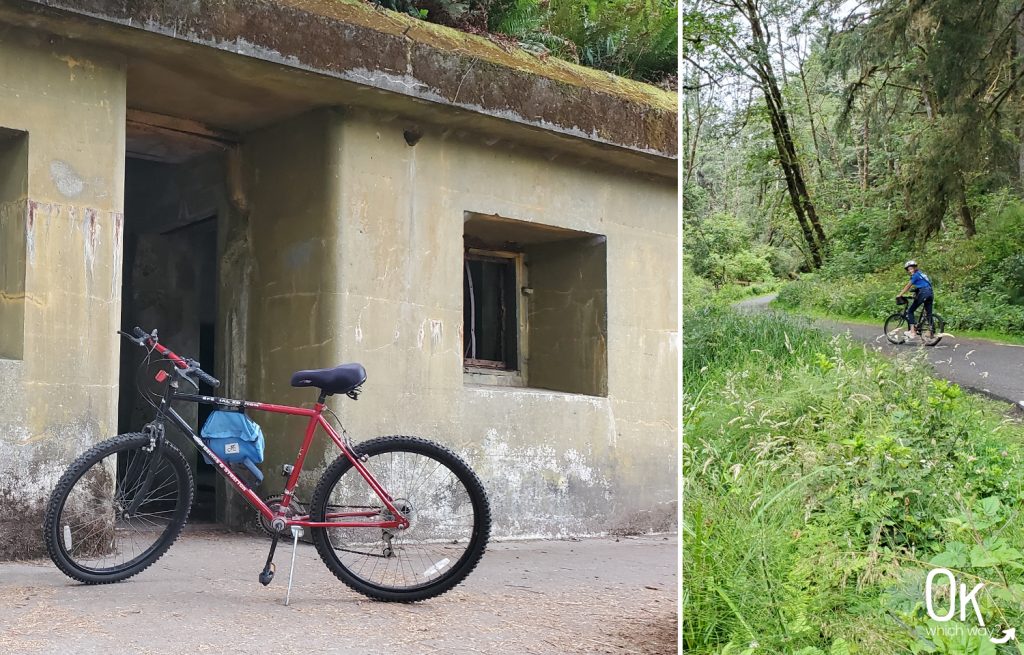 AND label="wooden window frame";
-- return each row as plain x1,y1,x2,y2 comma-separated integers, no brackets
463,248,525,374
